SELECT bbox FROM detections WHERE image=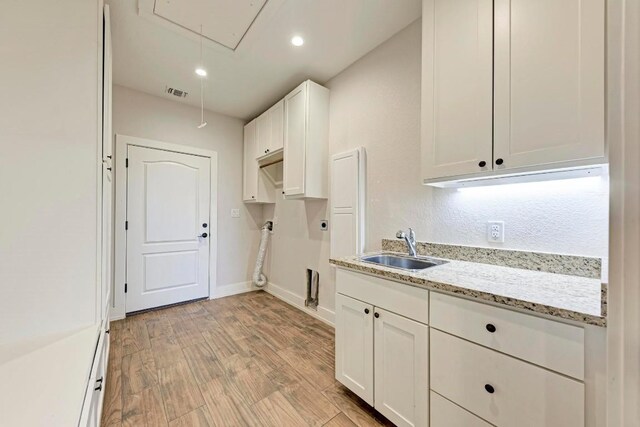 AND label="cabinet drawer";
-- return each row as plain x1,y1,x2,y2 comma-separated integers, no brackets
431,329,584,427
430,292,584,379
336,269,428,324
431,392,491,427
